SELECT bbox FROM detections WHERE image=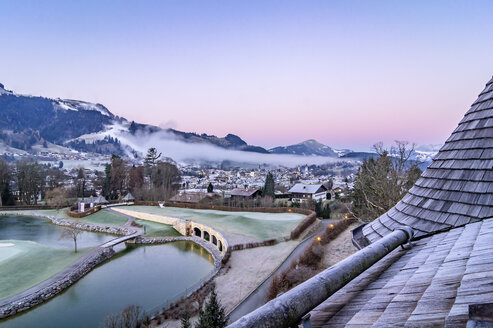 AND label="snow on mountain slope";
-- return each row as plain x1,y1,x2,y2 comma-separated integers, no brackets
55,99,113,117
